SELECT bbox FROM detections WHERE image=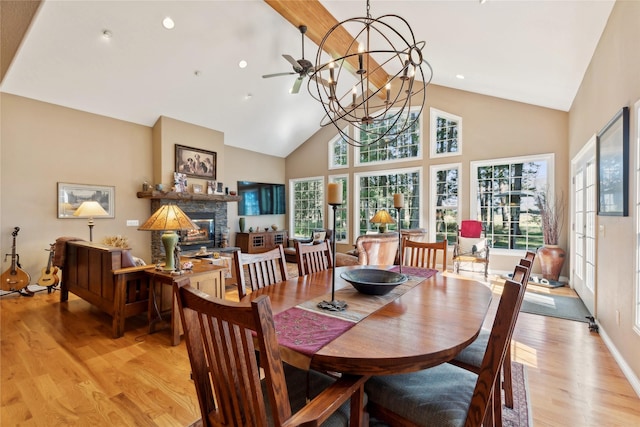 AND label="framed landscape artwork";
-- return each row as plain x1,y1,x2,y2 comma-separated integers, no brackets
175,144,216,179
596,106,629,216
58,183,115,219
